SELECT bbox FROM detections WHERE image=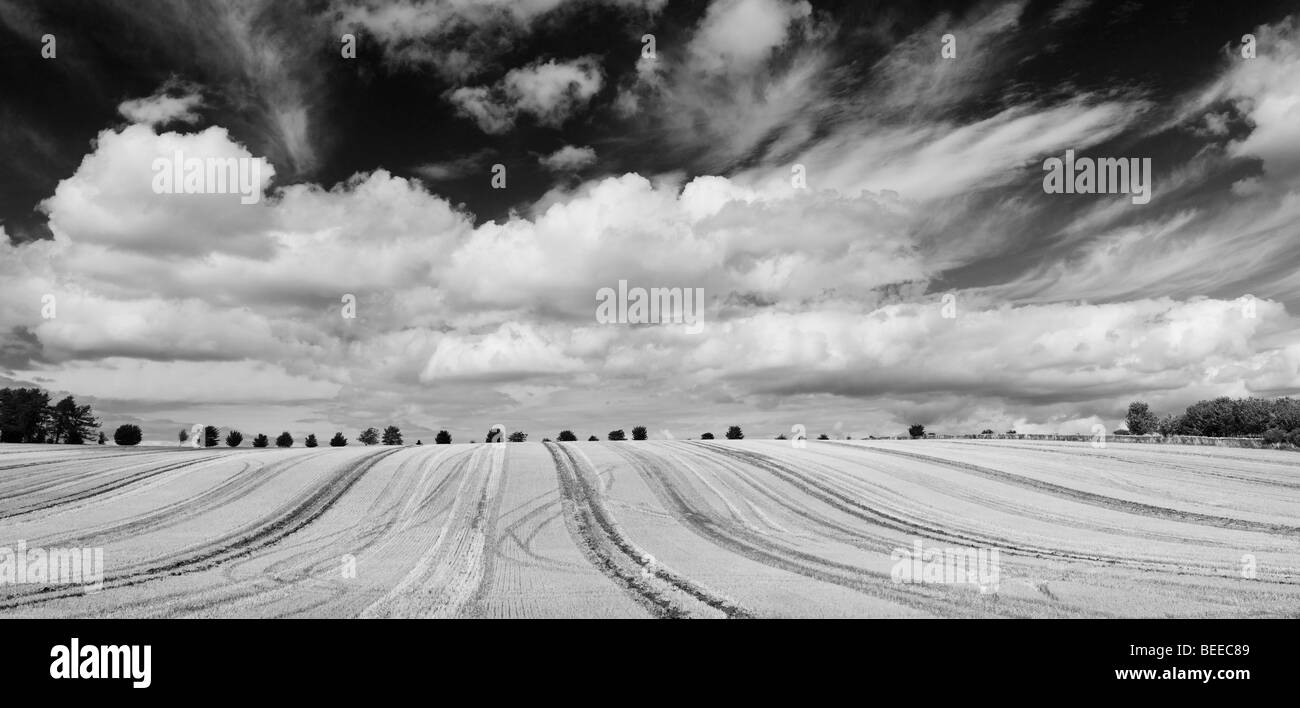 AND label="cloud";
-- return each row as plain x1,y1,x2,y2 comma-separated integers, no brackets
448,57,604,134
118,80,205,127
539,145,596,172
